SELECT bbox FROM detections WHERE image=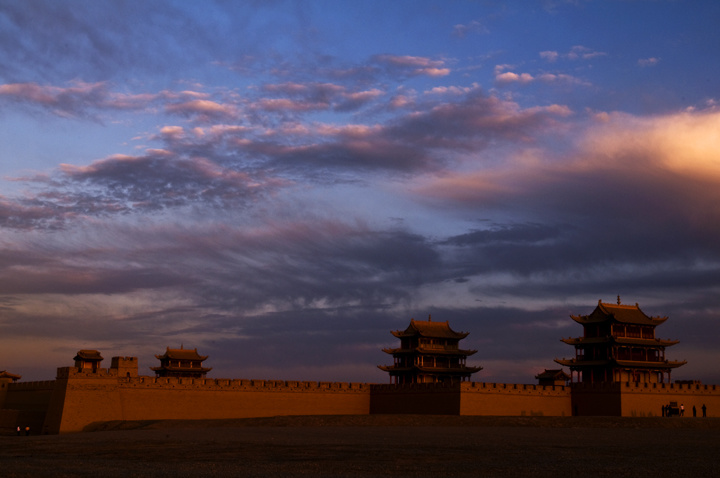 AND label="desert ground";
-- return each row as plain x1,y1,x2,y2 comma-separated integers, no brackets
2,415,720,477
